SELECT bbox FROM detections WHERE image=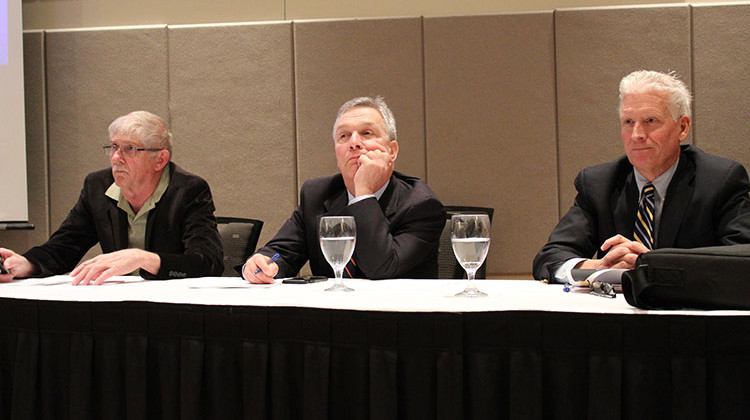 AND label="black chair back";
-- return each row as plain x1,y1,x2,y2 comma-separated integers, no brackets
438,206,495,279
216,217,264,277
